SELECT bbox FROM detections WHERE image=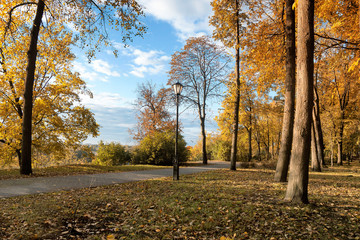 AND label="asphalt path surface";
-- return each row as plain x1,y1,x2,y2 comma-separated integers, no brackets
0,161,229,198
